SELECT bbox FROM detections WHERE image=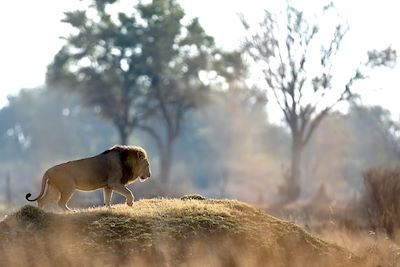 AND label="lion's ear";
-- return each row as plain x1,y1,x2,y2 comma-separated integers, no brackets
137,150,145,159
